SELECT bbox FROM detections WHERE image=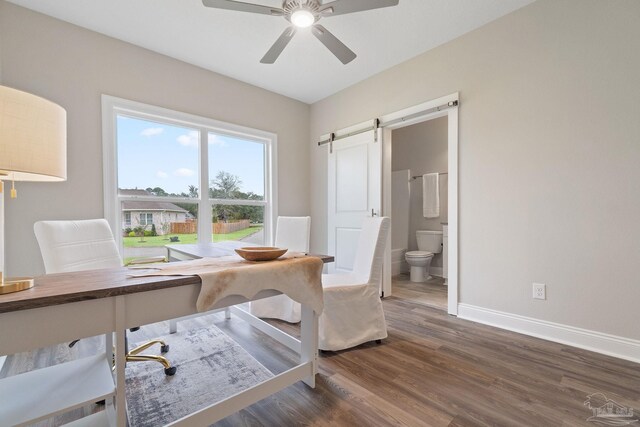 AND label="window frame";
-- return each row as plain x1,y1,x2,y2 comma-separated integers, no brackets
102,95,278,254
